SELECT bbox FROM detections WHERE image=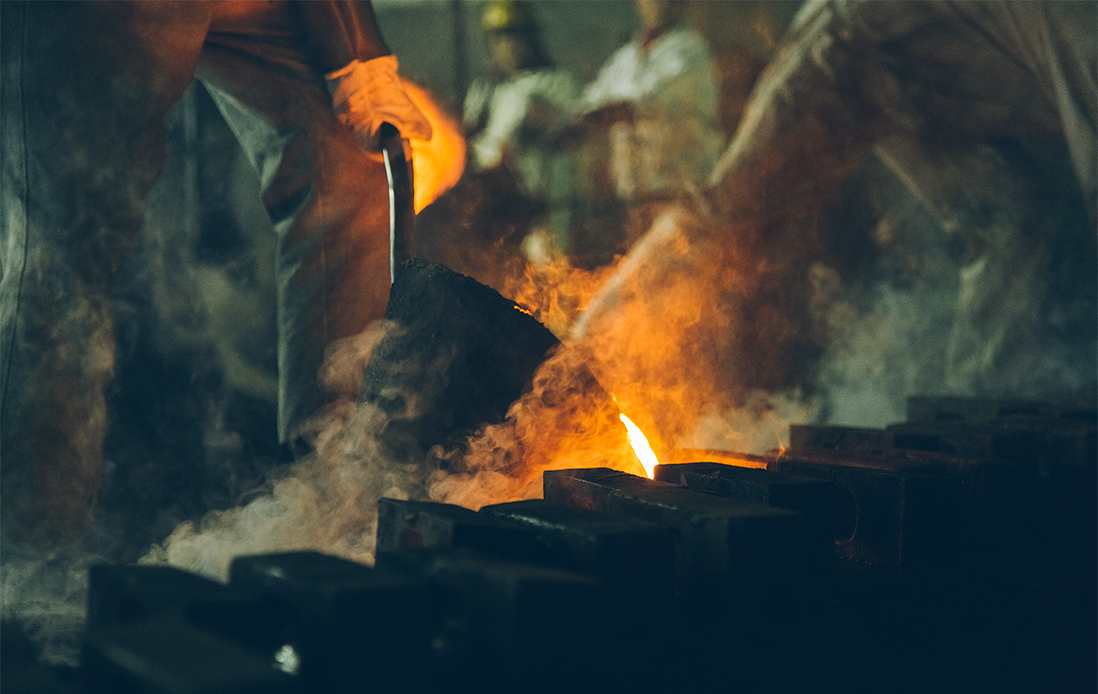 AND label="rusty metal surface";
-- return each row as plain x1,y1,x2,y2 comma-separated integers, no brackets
54,398,1098,693
378,546,612,692
542,467,828,590
905,395,1096,424
375,498,543,563
766,453,968,571
84,617,297,694
783,404,1096,574
480,498,675,590
653,461,851,543
886,418,1097,480
227,551,439,692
